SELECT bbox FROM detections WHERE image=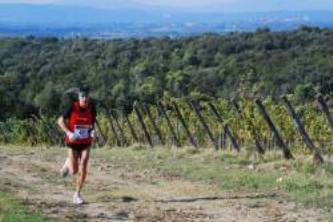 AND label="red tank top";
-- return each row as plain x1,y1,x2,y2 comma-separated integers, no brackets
65,102,93,145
